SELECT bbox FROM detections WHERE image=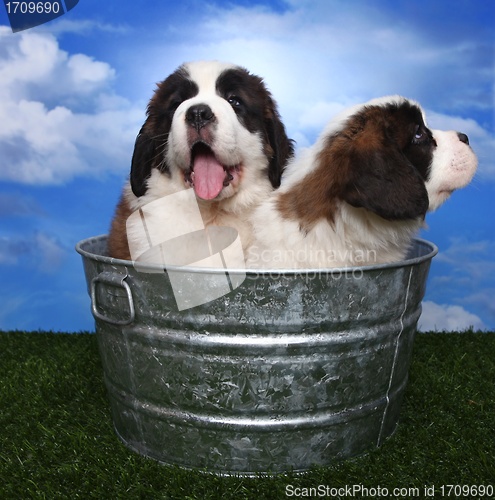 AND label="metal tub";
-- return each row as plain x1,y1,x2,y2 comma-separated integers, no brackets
76,235,437,475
